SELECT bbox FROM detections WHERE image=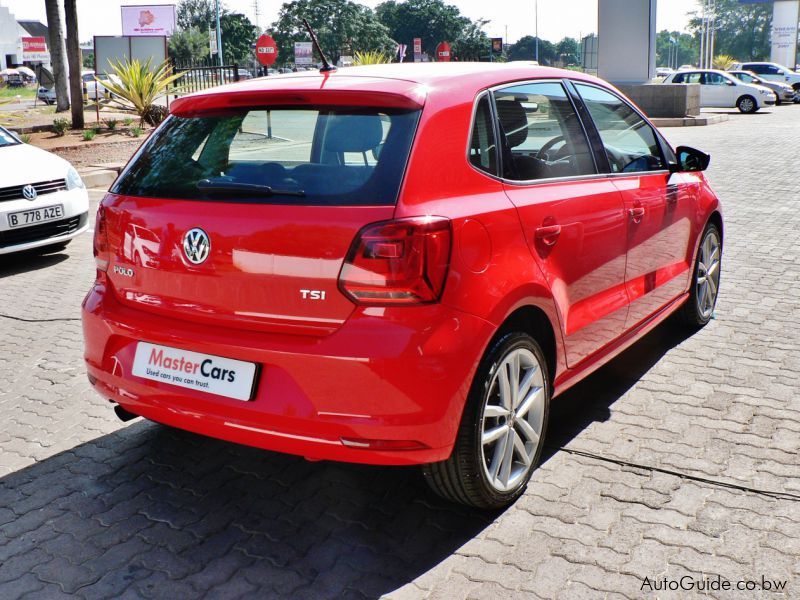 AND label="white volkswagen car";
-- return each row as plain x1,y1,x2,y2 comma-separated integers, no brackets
0,127,89,255
663,68,775,113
